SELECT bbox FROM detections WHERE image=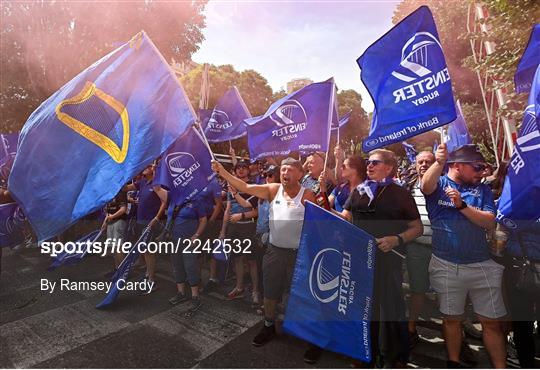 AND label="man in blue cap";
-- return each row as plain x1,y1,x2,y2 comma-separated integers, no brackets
421,143,506,368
